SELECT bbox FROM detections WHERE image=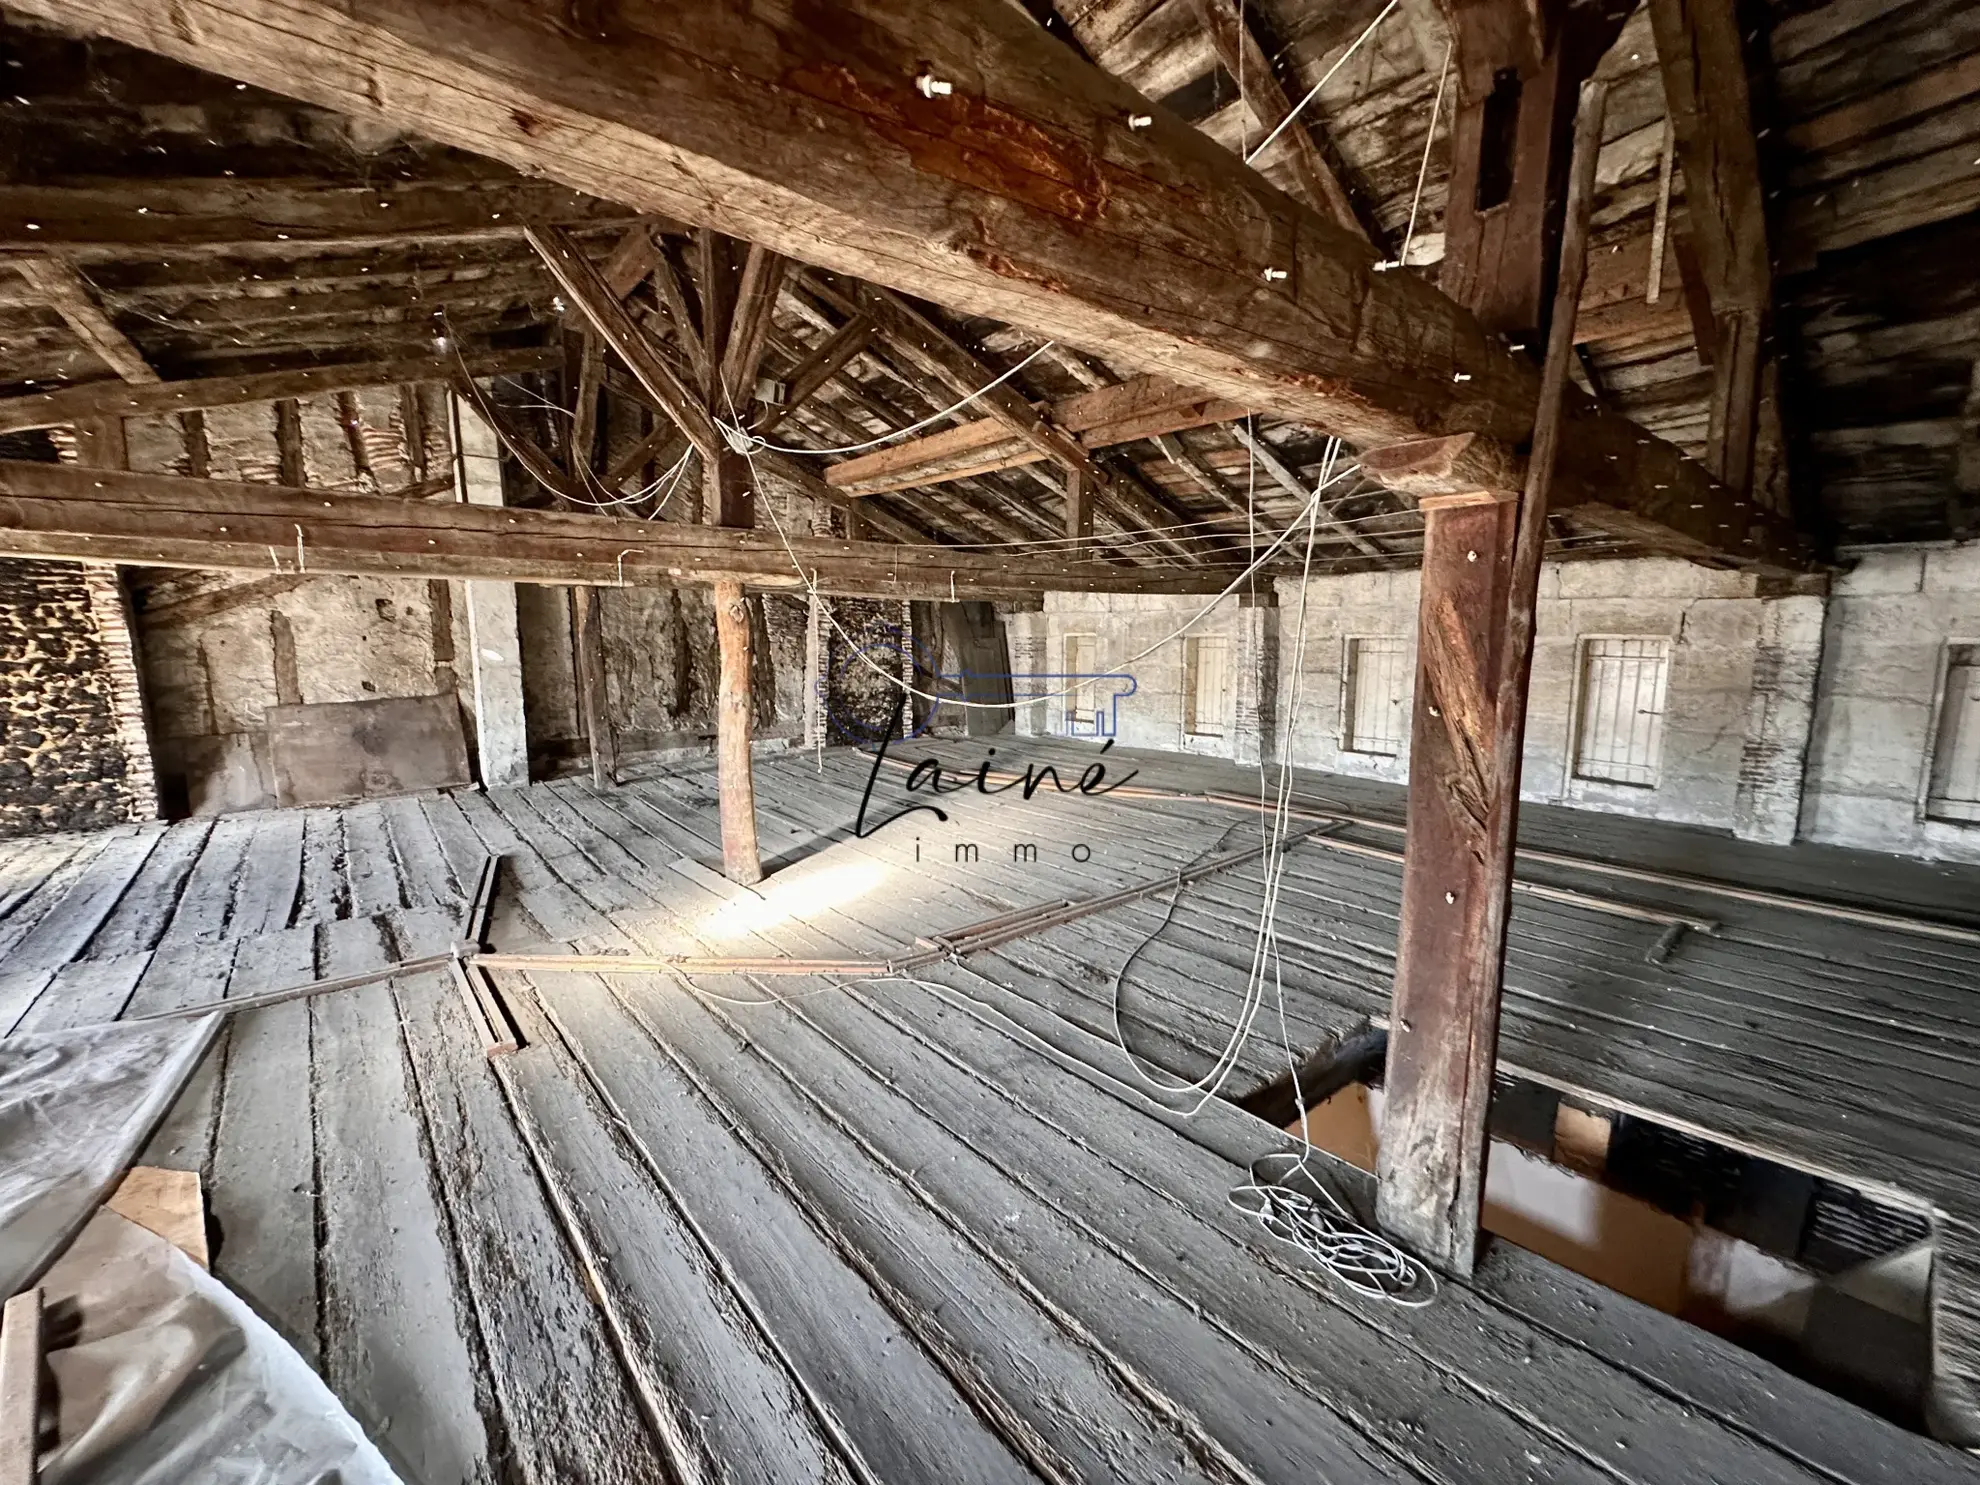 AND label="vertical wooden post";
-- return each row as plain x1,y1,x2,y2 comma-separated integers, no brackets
1066,467,1093,554
449,390,531,788
274,396,305,486
713,578,762,884
73,415,127,471
571,585,616,788
0,1287,41,1485
1376,72,1611,1273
